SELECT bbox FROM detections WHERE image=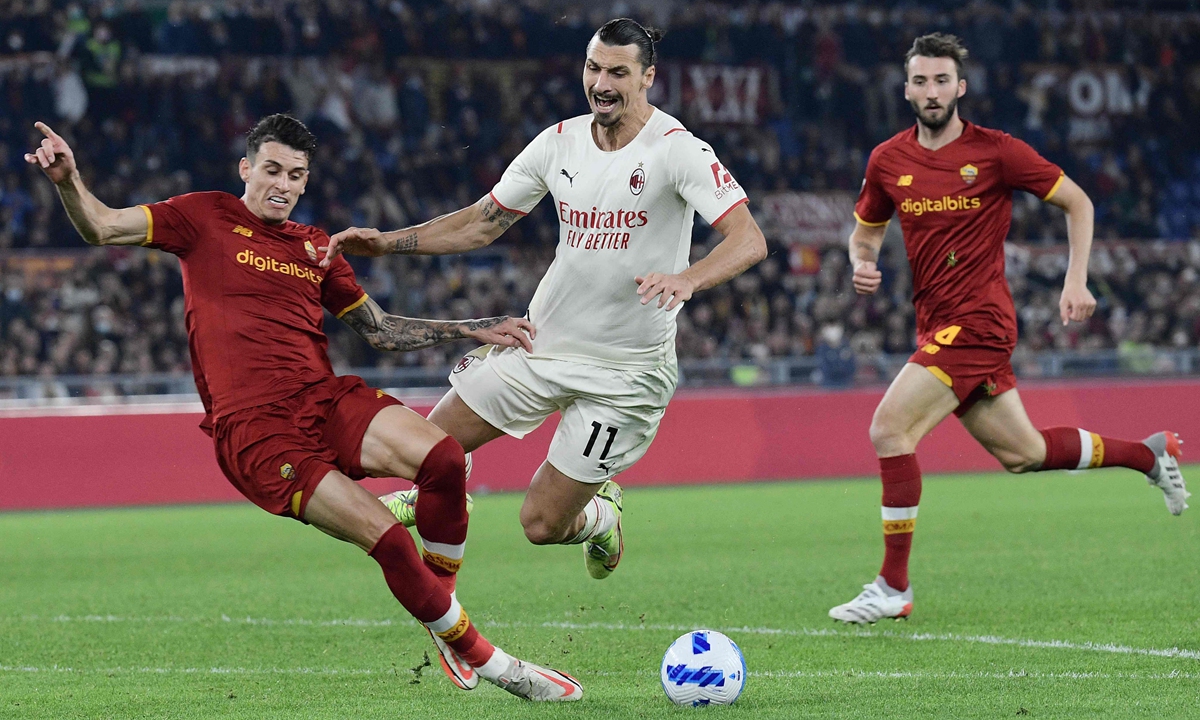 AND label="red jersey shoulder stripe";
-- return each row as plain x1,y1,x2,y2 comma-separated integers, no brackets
488,192,528,216
664,127,687,136
557,122,563,134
